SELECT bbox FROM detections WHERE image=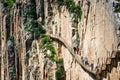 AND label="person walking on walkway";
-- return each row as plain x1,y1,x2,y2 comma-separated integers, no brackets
73,47,76,54
91,63,94,71
76,46,79,54
84,57,88,65
58,32,61,37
